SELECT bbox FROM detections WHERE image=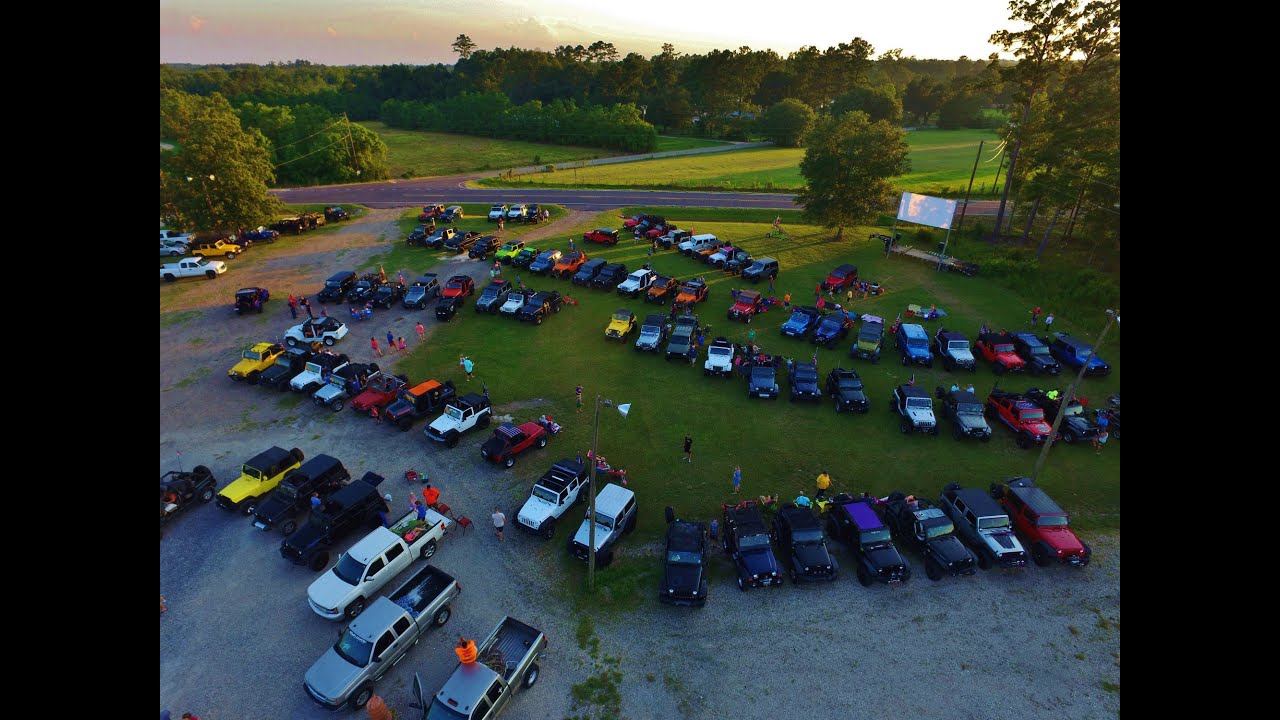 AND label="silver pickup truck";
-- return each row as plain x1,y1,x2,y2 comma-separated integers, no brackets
305,564,461,711
412,616,547,720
